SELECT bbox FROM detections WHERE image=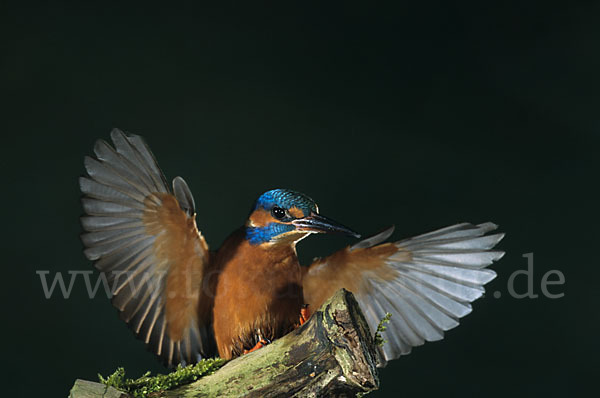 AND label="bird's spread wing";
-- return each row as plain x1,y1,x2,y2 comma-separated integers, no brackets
302,222,505,367
80,129,212,366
